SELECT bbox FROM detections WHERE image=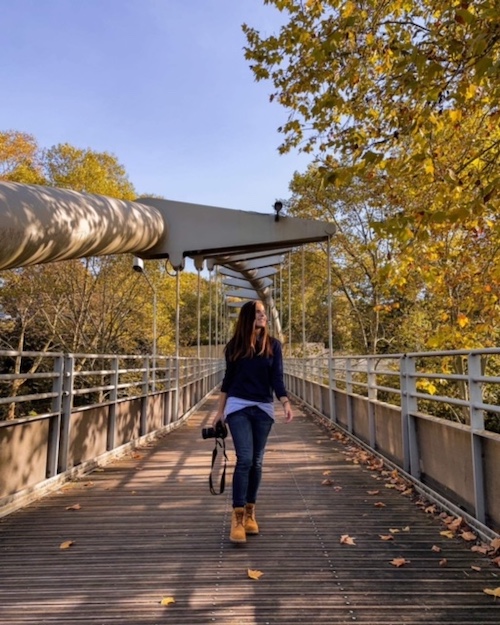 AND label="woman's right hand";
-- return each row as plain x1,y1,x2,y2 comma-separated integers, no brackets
212,412,224,427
